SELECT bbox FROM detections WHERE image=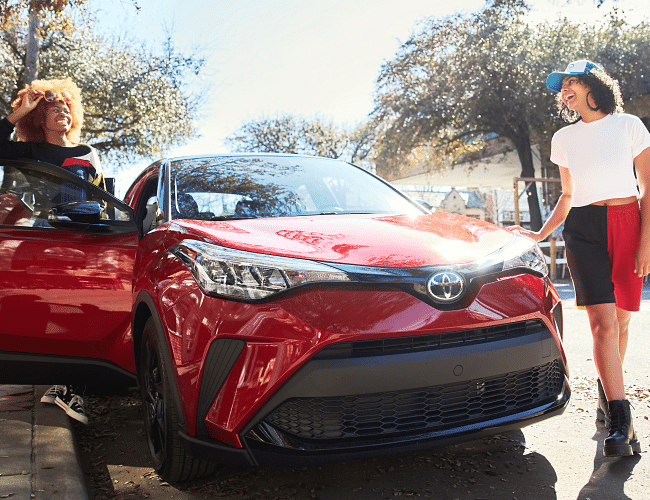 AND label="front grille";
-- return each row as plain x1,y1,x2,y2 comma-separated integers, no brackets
313,320,545,360
263,360,563,442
